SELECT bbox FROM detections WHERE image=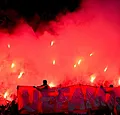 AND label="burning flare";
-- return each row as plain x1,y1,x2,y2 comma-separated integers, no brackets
74,64,77,68
78,59,82,65
8,44,11,48
11,63,15,68
104,66,108,72
49,82,55,87
51,41,55,46
90,74,96,83
4,91,9,99
52,60,56,65
90,52,94,57
18,71,24,79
